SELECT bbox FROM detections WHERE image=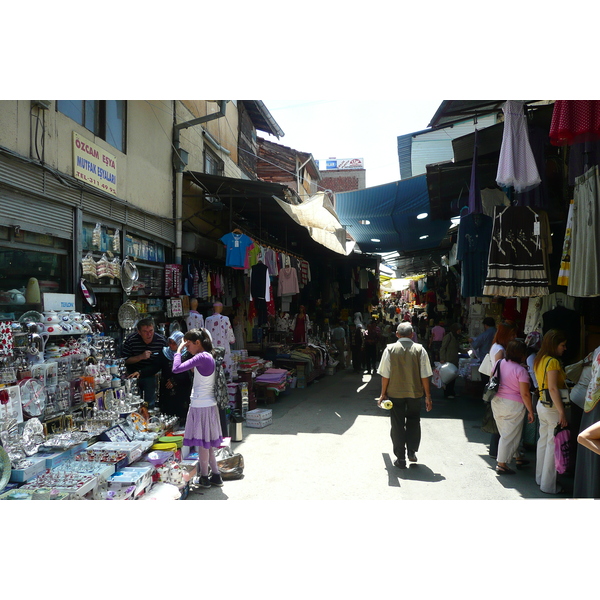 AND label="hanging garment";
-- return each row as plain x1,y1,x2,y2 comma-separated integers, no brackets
567,166,600,297
496,101,541,193
456,212,493,298
550,100,600,146
219,232,254,268
205,313,236,376
249,262,270,301
483,206,549,297
557,200,574,286
277,266,299,296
